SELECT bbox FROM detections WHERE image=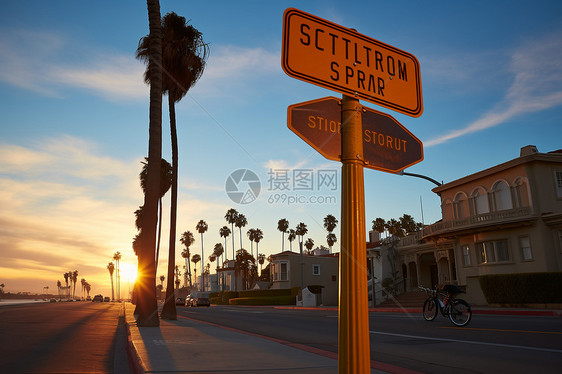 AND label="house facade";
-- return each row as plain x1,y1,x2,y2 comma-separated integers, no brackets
396,146,562,305
269,250,339,306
